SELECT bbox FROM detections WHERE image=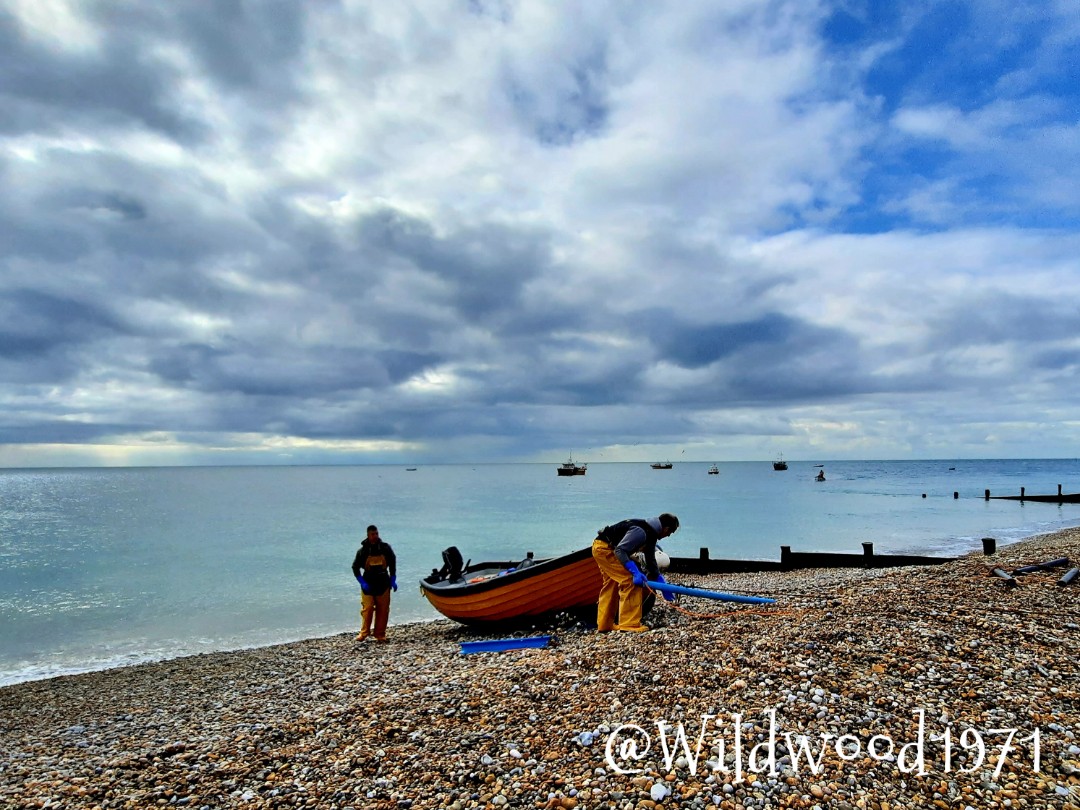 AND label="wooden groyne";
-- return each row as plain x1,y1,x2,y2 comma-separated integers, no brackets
984,484,1080,503
667,539,988,575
